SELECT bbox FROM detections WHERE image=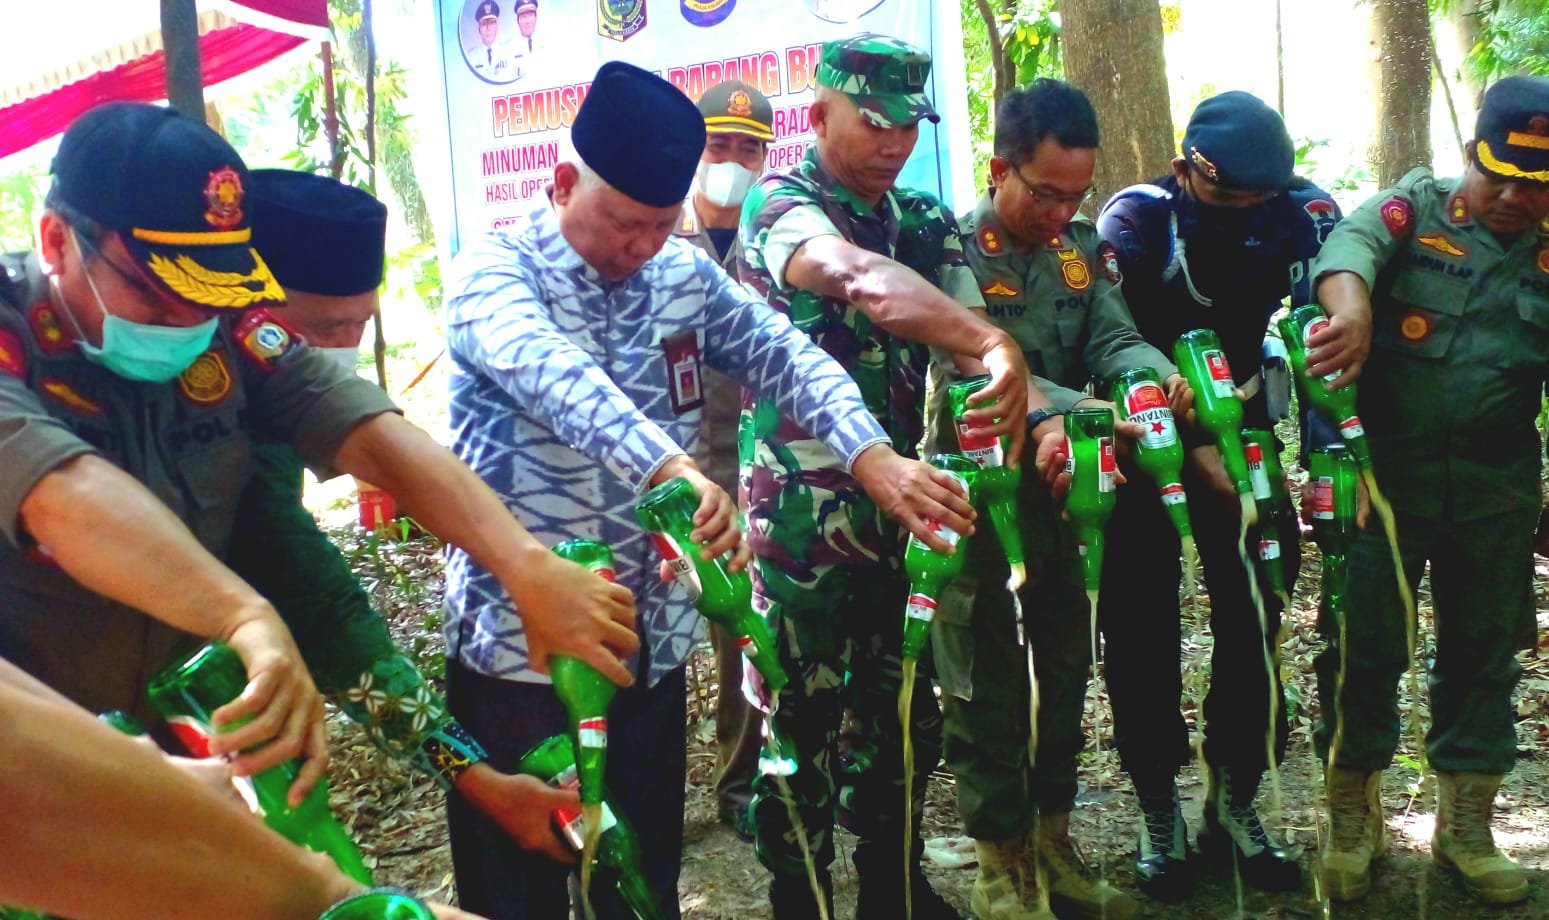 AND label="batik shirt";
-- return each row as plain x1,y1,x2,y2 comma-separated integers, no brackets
737,147,983,570
444,195,889,687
